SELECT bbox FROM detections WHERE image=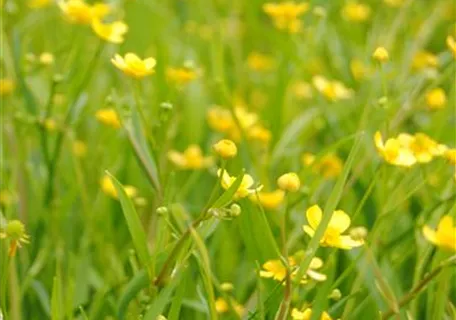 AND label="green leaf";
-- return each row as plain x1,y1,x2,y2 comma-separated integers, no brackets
107,172,151,270
117,270,149,320
167,268,188,320
211,170,245,209
51,273,62,320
